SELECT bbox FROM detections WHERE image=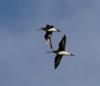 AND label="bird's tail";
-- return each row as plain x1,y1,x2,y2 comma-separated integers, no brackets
46,51,54,53
35,29,41,30
46,50,57,54
36,28,45,31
